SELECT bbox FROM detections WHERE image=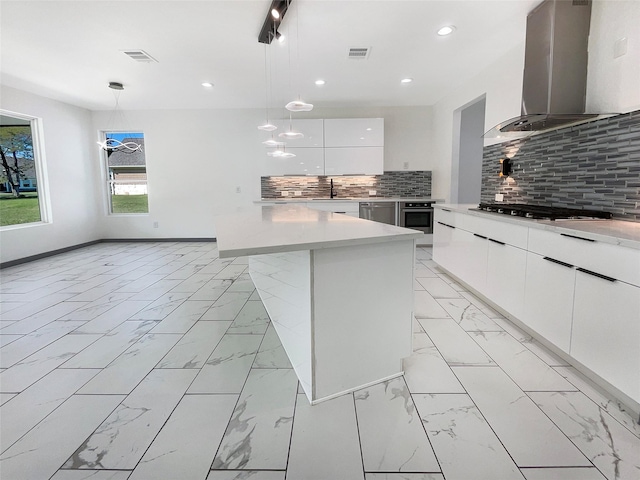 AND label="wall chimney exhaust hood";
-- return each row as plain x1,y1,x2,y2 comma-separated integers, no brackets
484,0,615,140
